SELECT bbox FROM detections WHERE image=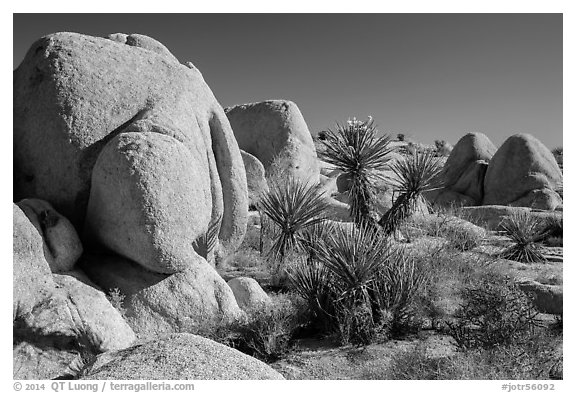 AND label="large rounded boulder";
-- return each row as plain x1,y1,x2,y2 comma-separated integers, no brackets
82,333,284,380
80,254,244,337
225,100,320,183
13,32,248,266
483,134,562,210
427,132,497,206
